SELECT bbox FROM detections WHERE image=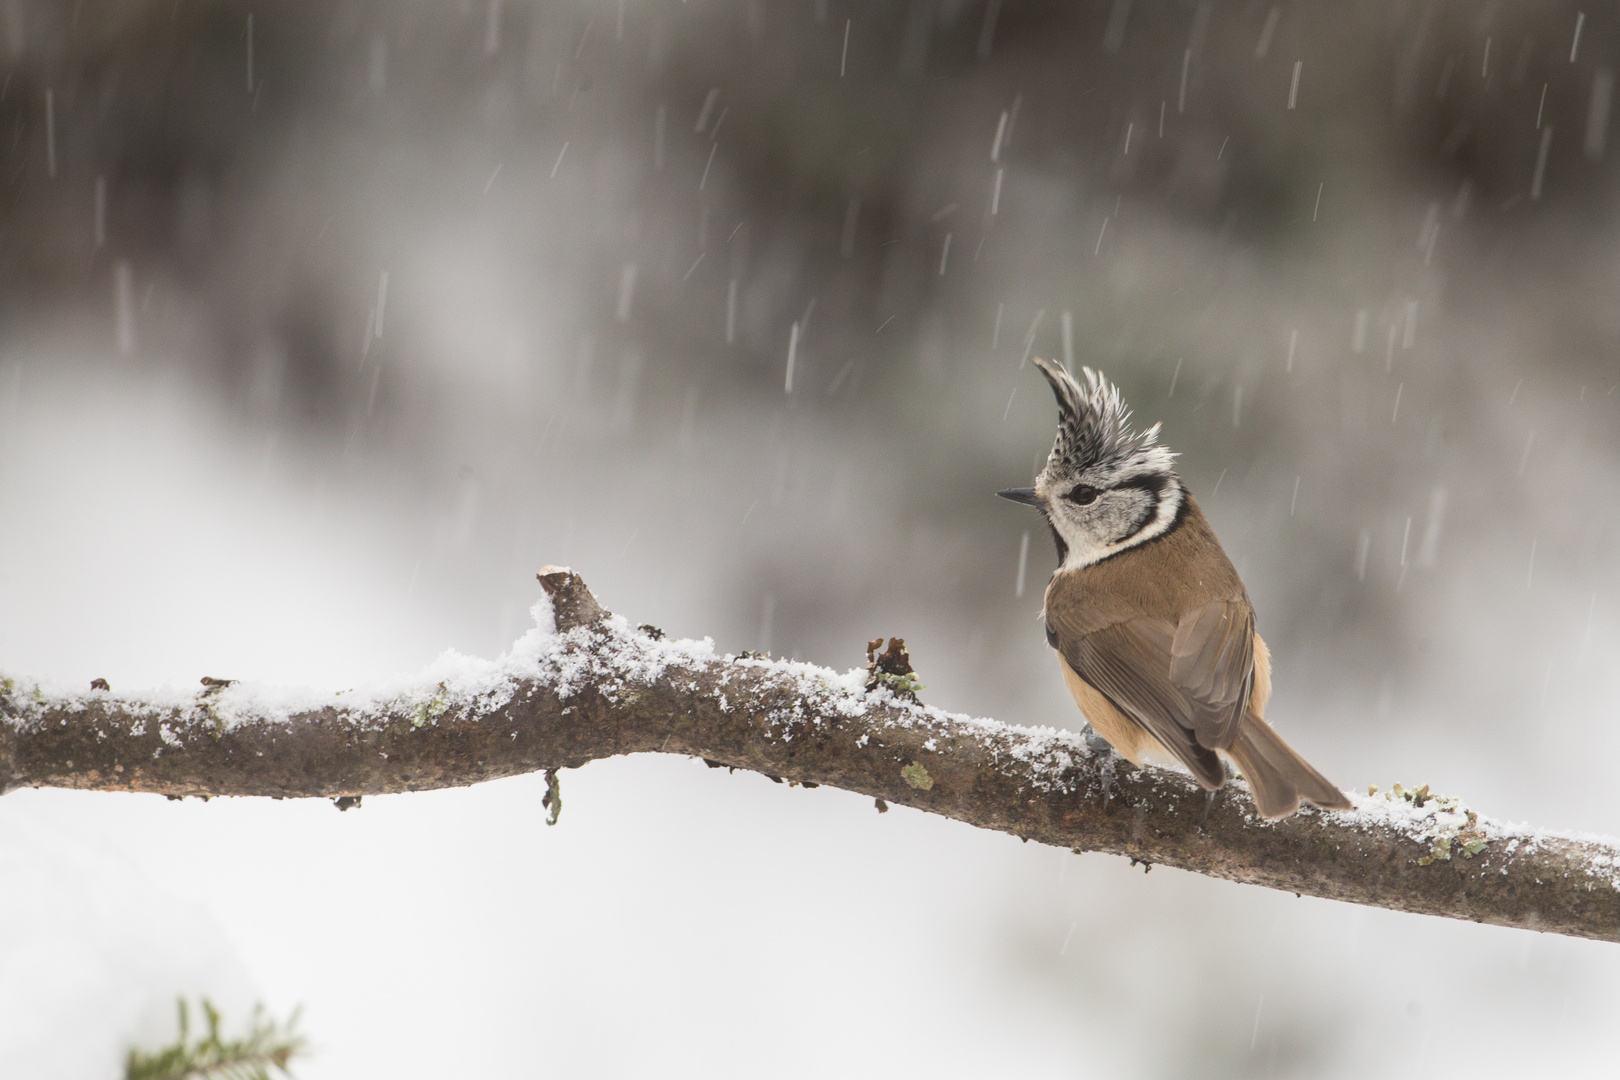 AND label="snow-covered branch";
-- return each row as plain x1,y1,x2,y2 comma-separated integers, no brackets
3,568,1617,943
